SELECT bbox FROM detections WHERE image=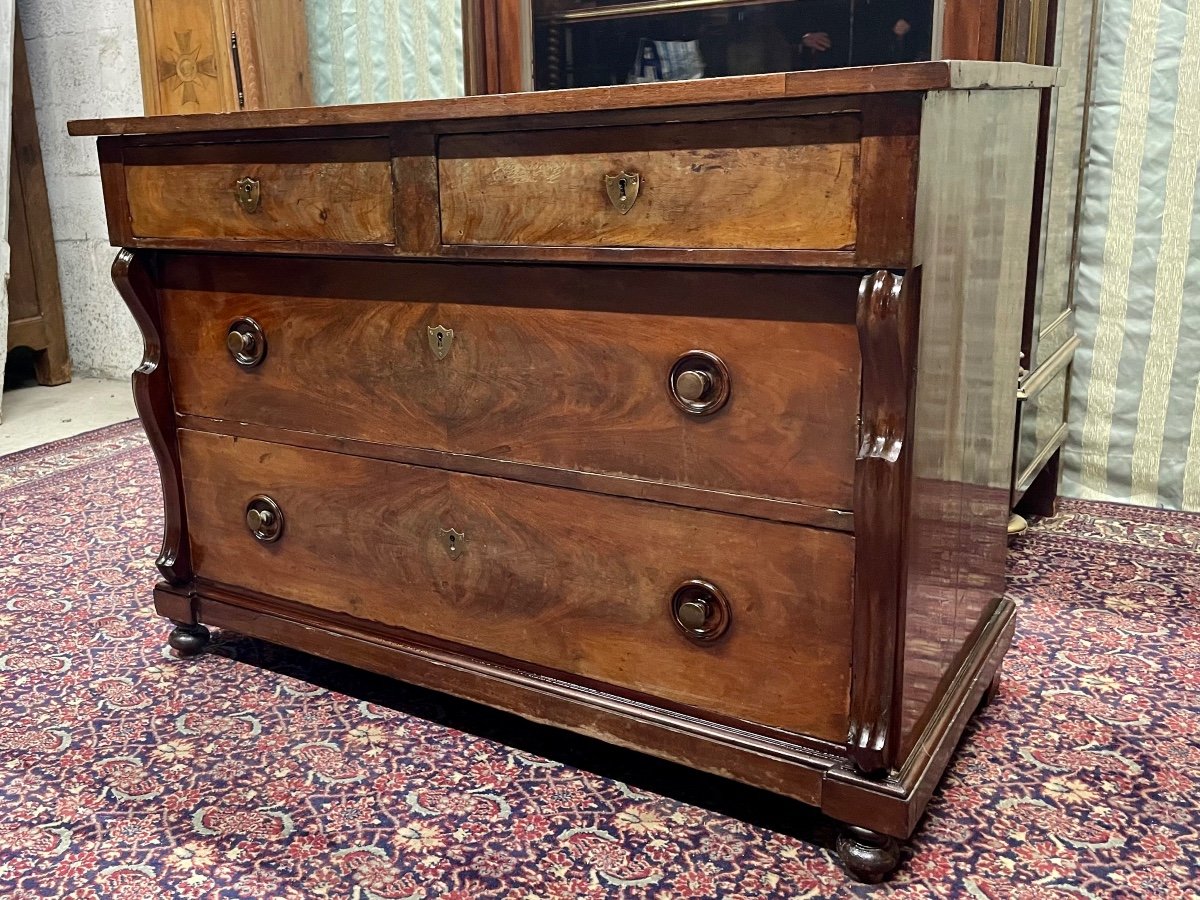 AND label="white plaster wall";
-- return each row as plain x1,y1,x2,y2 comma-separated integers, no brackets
19,0,144,379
